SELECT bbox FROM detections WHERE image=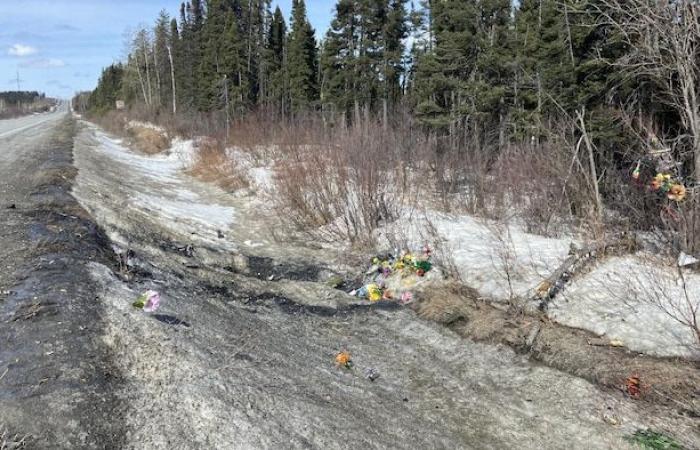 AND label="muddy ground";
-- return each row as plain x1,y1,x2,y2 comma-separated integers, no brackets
0,110,698,449
0,109,124,447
